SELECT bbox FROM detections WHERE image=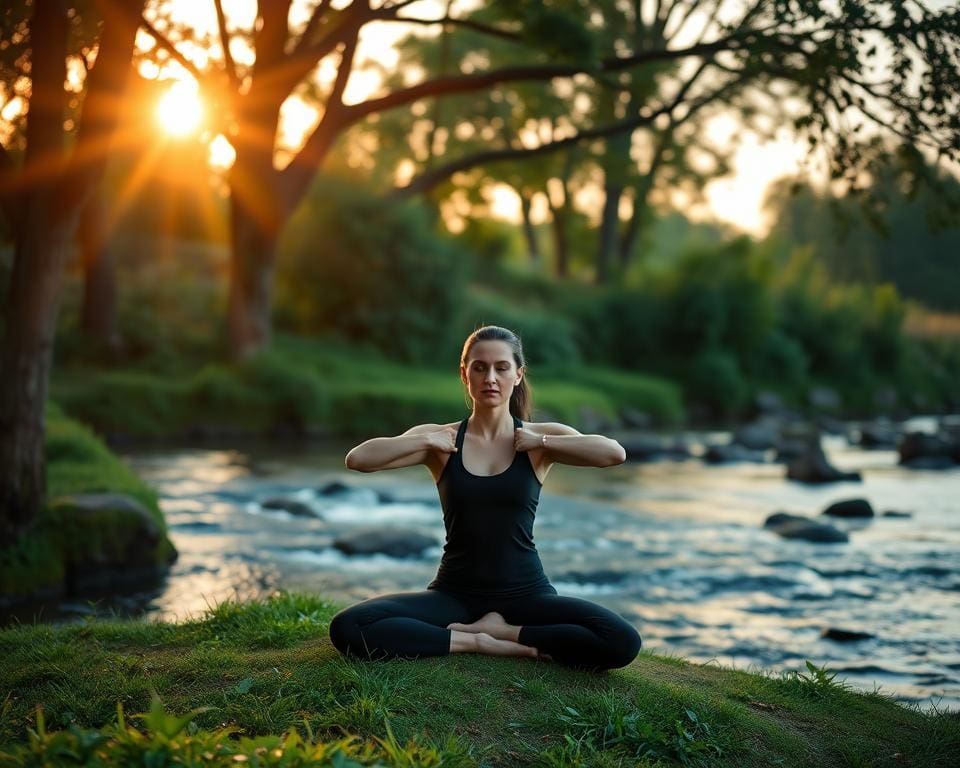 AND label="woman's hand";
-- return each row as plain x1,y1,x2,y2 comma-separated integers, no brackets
427,425,458,453
514,426,544,453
